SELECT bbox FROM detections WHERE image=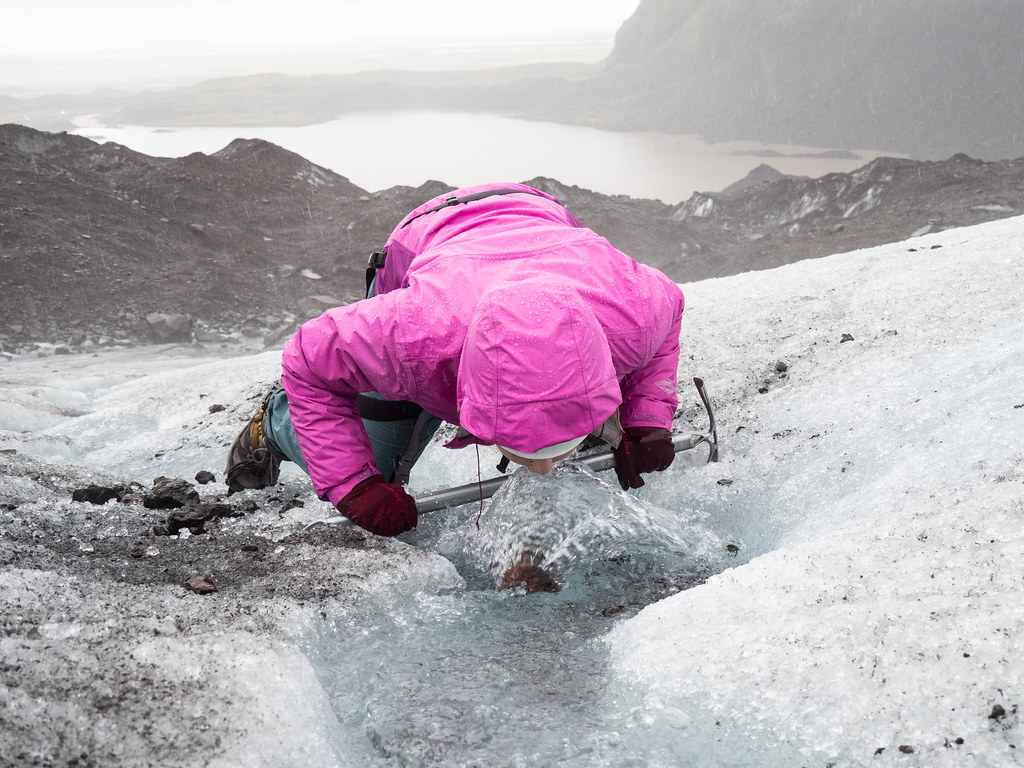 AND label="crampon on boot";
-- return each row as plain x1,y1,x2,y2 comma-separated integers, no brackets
225,387,284,495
